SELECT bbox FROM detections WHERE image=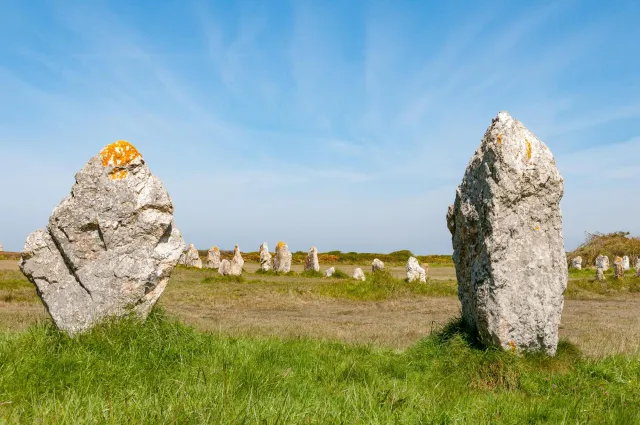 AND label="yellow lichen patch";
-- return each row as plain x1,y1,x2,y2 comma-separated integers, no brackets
508,340,517,352
109,169,129,180
497,133,502,145
277,241,286,250
100,140,141,168
212,246,219,252
535,225,540,231
525,138,532,160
